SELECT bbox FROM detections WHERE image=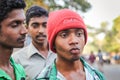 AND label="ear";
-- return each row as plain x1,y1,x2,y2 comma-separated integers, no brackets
53,46,56,50
53,44,57,52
